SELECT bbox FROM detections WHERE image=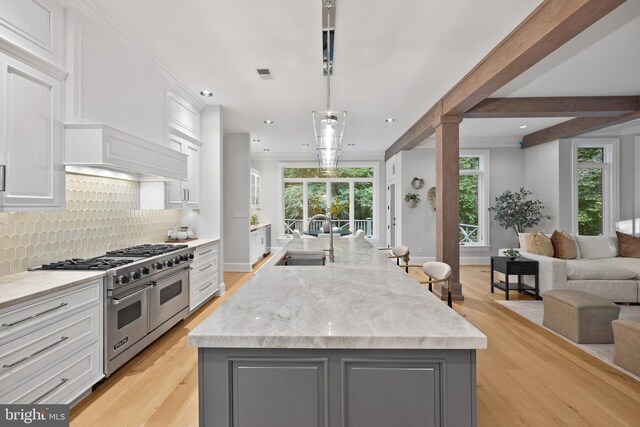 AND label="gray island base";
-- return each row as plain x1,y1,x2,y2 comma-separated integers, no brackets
190,239,487,427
